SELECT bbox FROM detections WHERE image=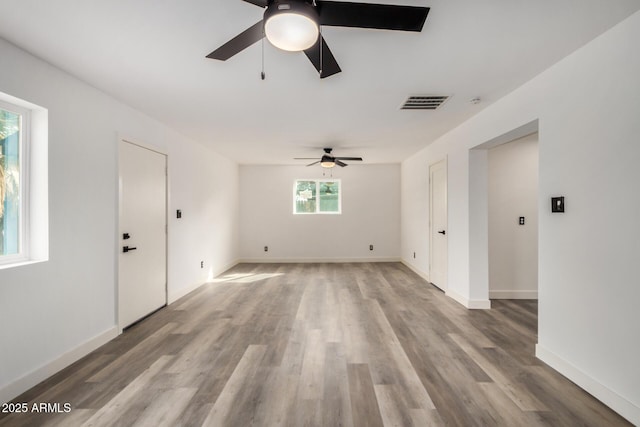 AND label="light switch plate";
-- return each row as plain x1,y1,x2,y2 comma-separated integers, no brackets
551,197,565,213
